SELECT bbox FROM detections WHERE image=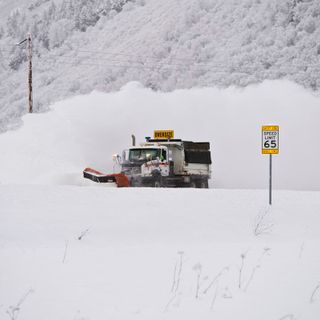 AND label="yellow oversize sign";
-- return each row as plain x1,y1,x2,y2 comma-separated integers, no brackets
262,125,279,154
154,130,174,140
